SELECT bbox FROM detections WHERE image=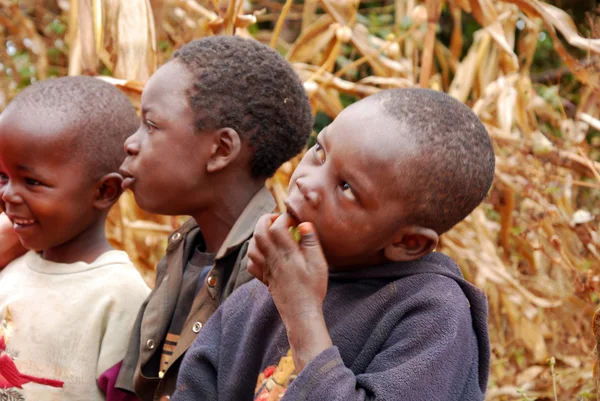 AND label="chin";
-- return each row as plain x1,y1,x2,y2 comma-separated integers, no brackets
135,197,180,216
